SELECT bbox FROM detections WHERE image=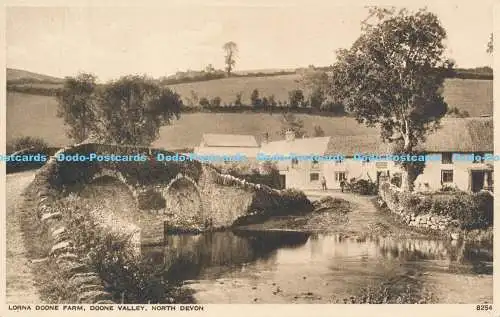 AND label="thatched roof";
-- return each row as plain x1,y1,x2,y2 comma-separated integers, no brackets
417,117,493,152
324,117,493,155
